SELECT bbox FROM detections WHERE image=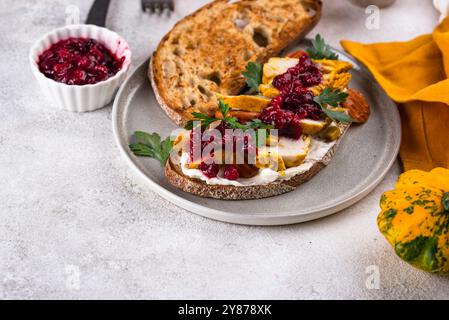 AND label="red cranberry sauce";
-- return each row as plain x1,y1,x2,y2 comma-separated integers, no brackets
259,53,323,139
259,97,303,140
198,161,219,179
223,165,240,180
188,121,256,179
38,37,125,85
272,53,322,90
